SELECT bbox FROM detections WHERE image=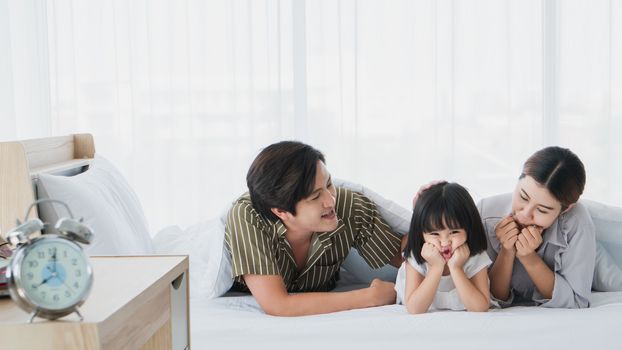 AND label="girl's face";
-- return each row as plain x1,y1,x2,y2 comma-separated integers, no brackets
511,175,563,230
422,226,467,261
